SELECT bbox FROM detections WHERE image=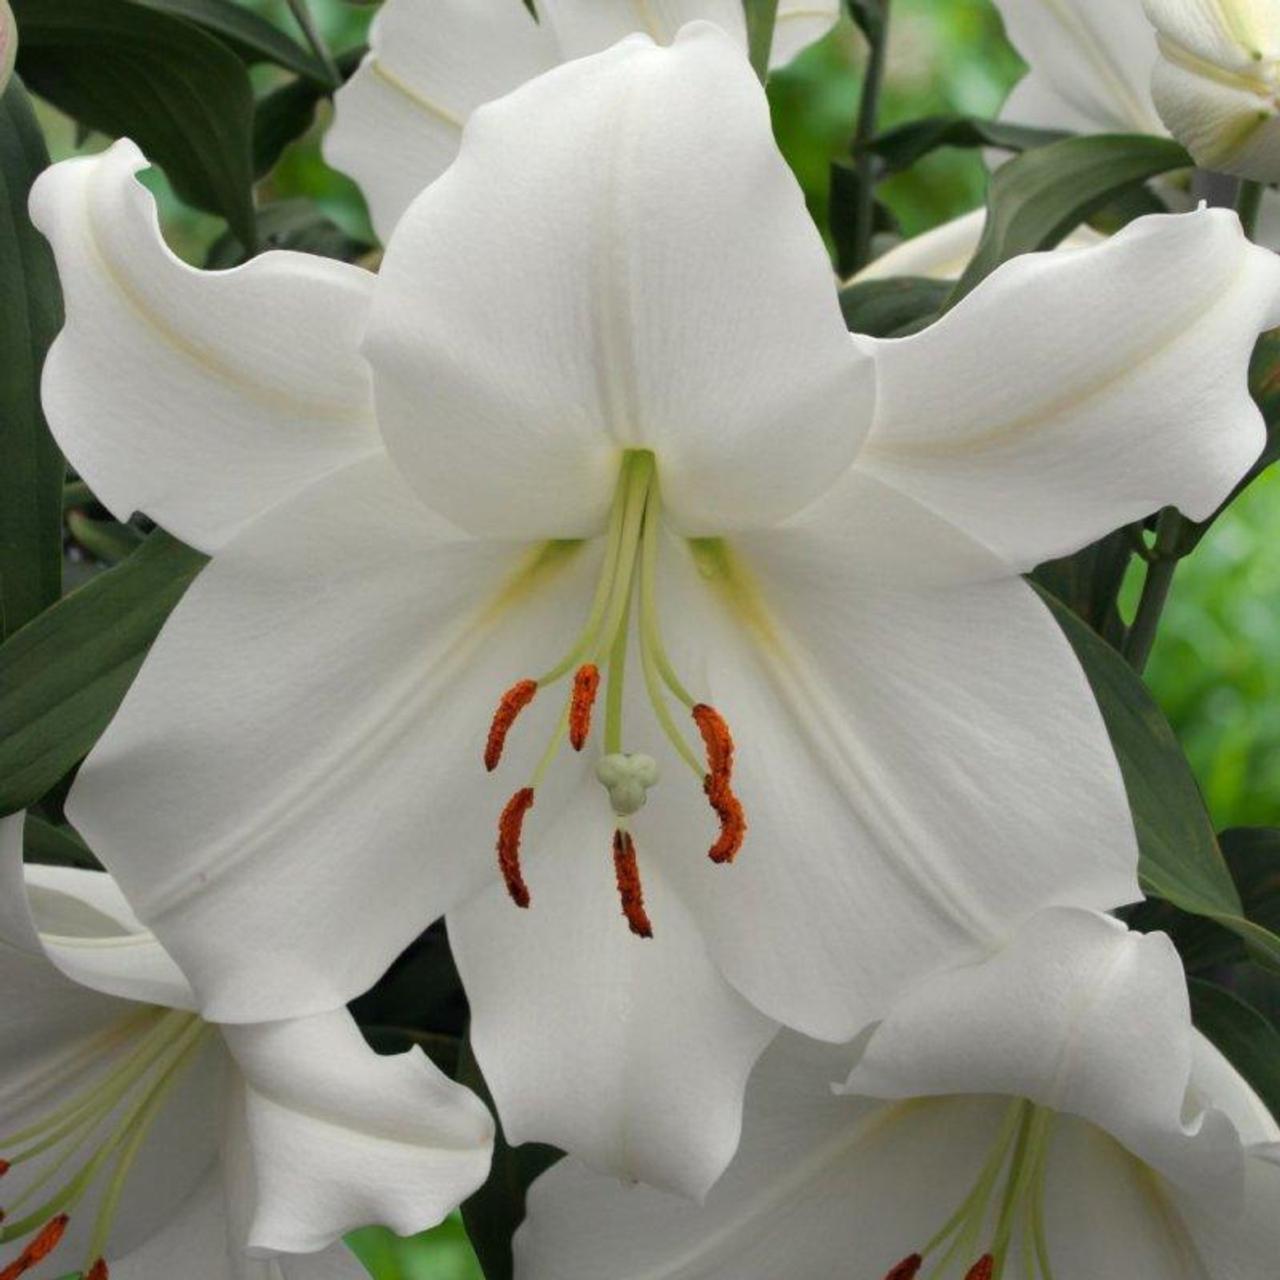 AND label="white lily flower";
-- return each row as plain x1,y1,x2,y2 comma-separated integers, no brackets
323,0,842,240
0,815,493,1280
1144,0,1280,181
30,26,1280,1197
516,907,1280,1279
